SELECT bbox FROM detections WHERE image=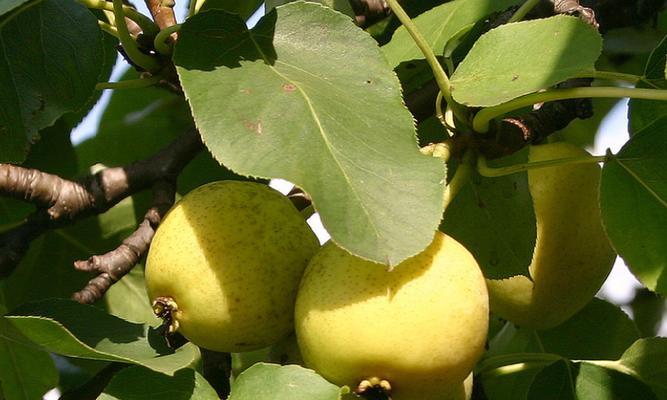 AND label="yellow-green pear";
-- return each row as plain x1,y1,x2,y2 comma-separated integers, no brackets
295,232,488,400
145,181,319,352
486,142,616,329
